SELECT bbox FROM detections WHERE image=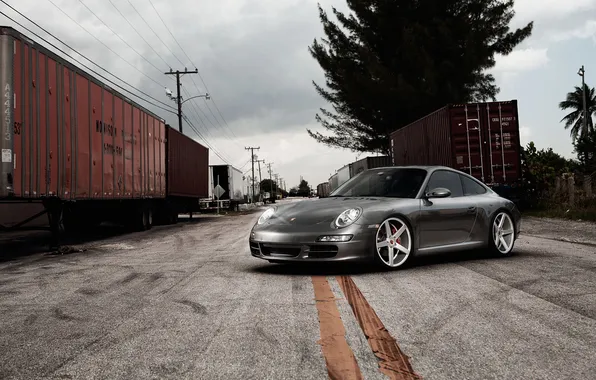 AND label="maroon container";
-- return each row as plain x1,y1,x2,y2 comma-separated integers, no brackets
0,26,166,200
390,100,522,186
166,126,209,198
